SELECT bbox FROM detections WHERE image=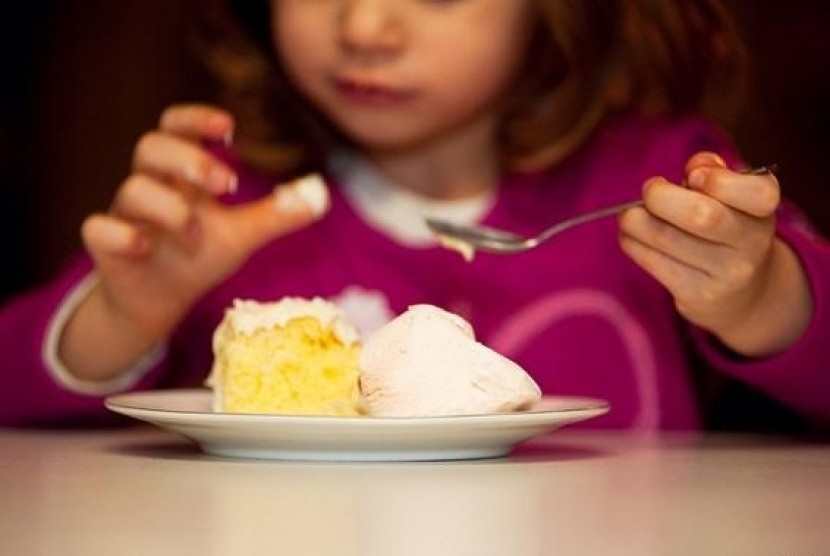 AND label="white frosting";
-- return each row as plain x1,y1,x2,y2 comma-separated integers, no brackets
217,297,360,345
293,174,330,218
359,305,541,416
273,174,330,218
